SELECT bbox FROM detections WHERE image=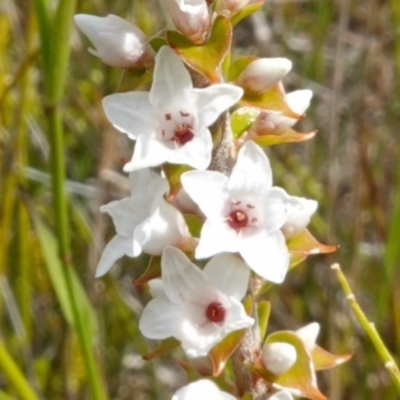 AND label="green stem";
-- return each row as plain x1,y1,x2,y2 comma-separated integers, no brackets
331,264,400,393
0,341,38,400
33,0,108,398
